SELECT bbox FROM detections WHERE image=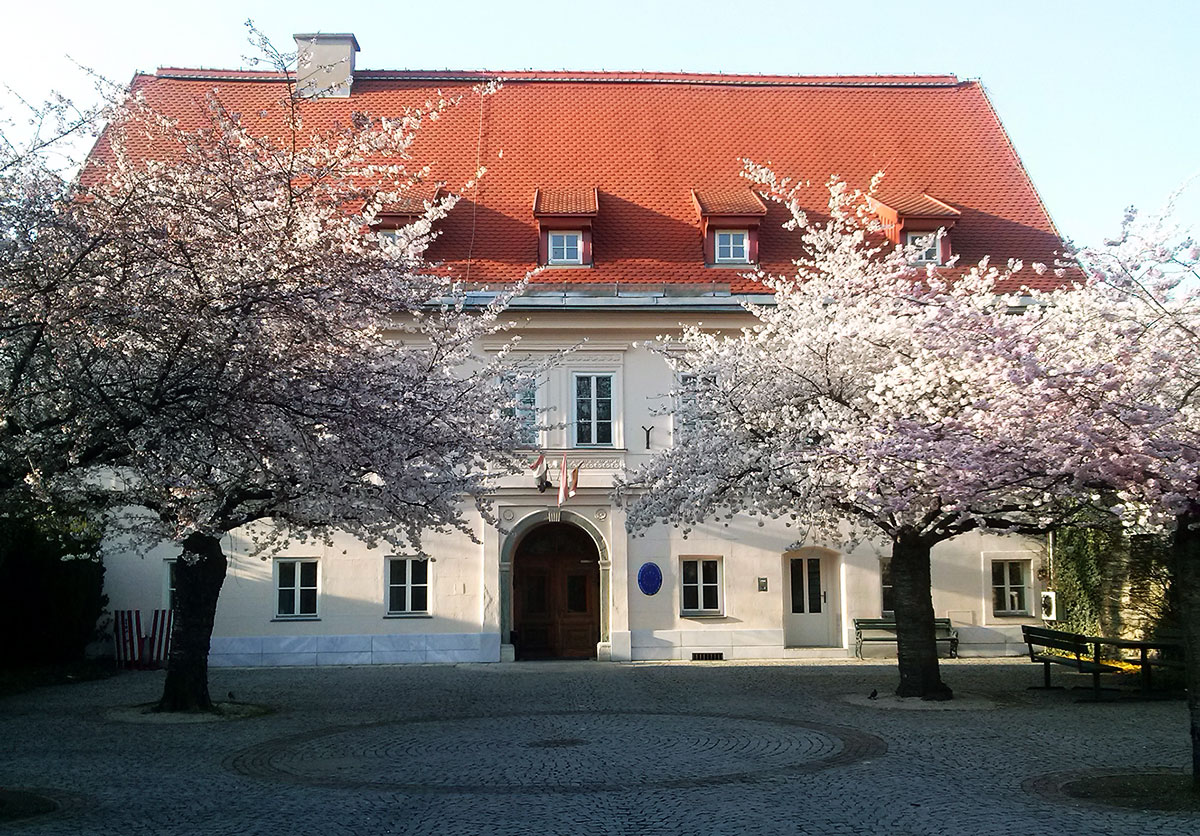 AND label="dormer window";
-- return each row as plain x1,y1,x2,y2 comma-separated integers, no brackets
549,231,582,265
870,192,959,268
905,231,941,264
371,184,443,248
715,230,748,263
692,188,767,267
533,188,598,267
